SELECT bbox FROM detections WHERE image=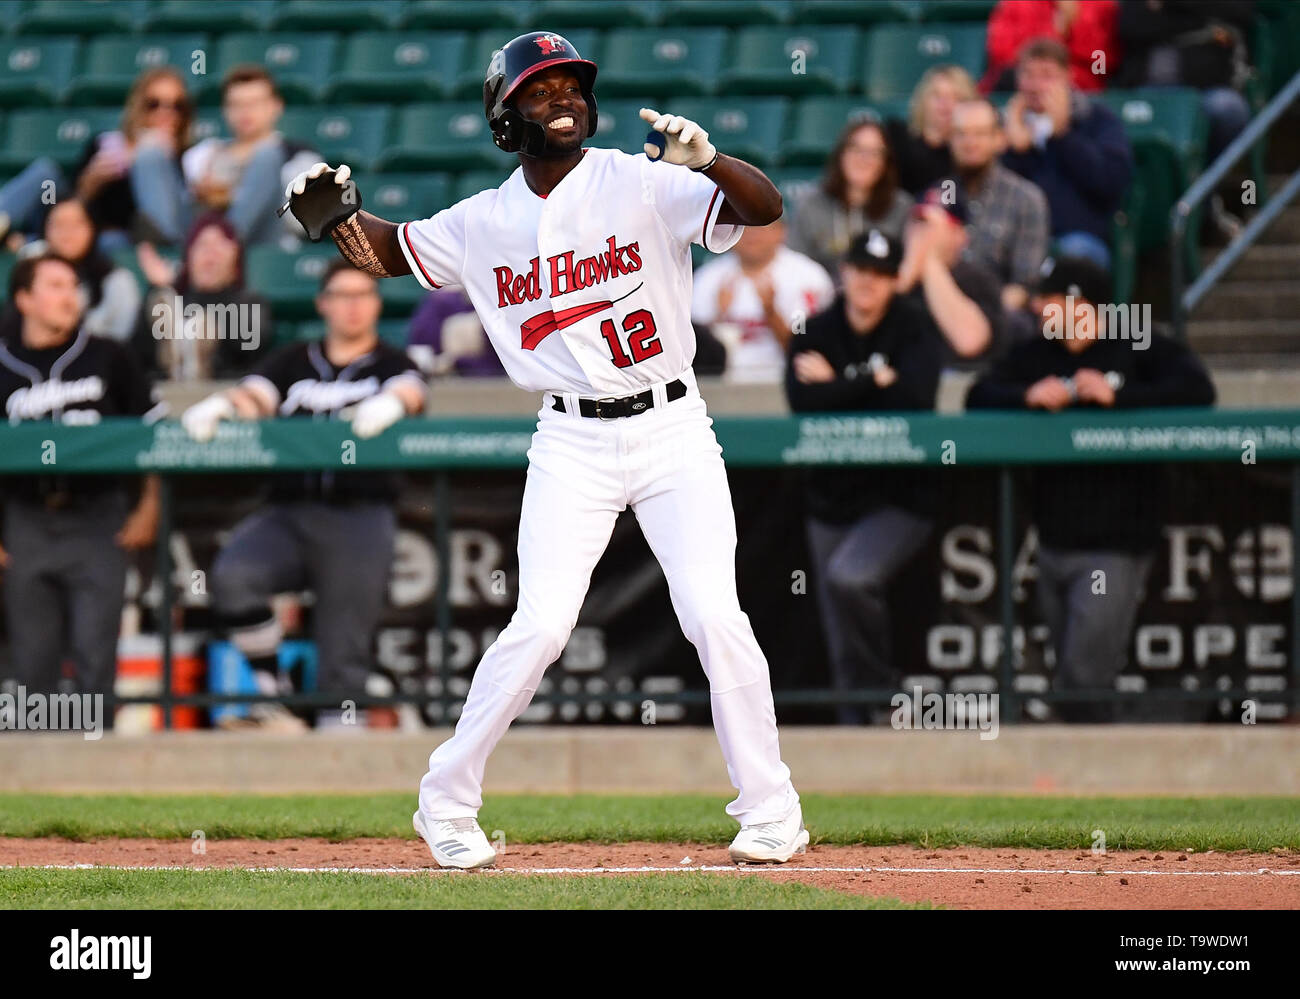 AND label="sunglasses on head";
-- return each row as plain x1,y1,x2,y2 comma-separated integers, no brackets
144,96,190,112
